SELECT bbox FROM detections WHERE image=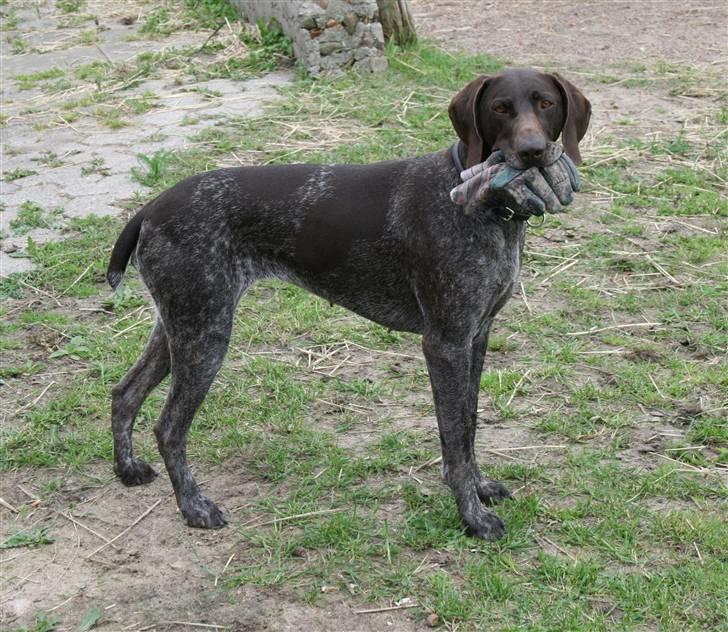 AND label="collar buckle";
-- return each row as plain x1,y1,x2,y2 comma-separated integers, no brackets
501,206,516,222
